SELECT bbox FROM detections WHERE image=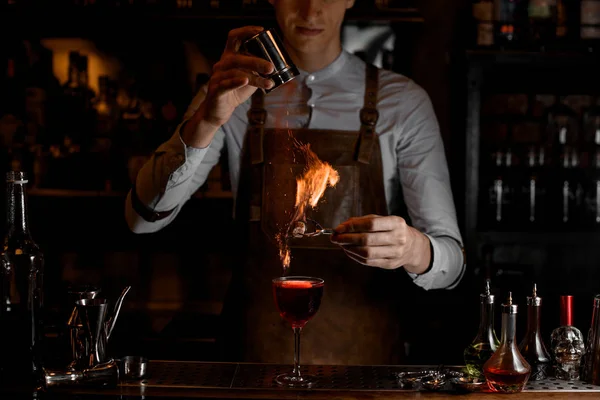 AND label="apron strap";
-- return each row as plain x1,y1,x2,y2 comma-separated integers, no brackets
246,91,266,221
356,63,379,164
248,91,266,165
